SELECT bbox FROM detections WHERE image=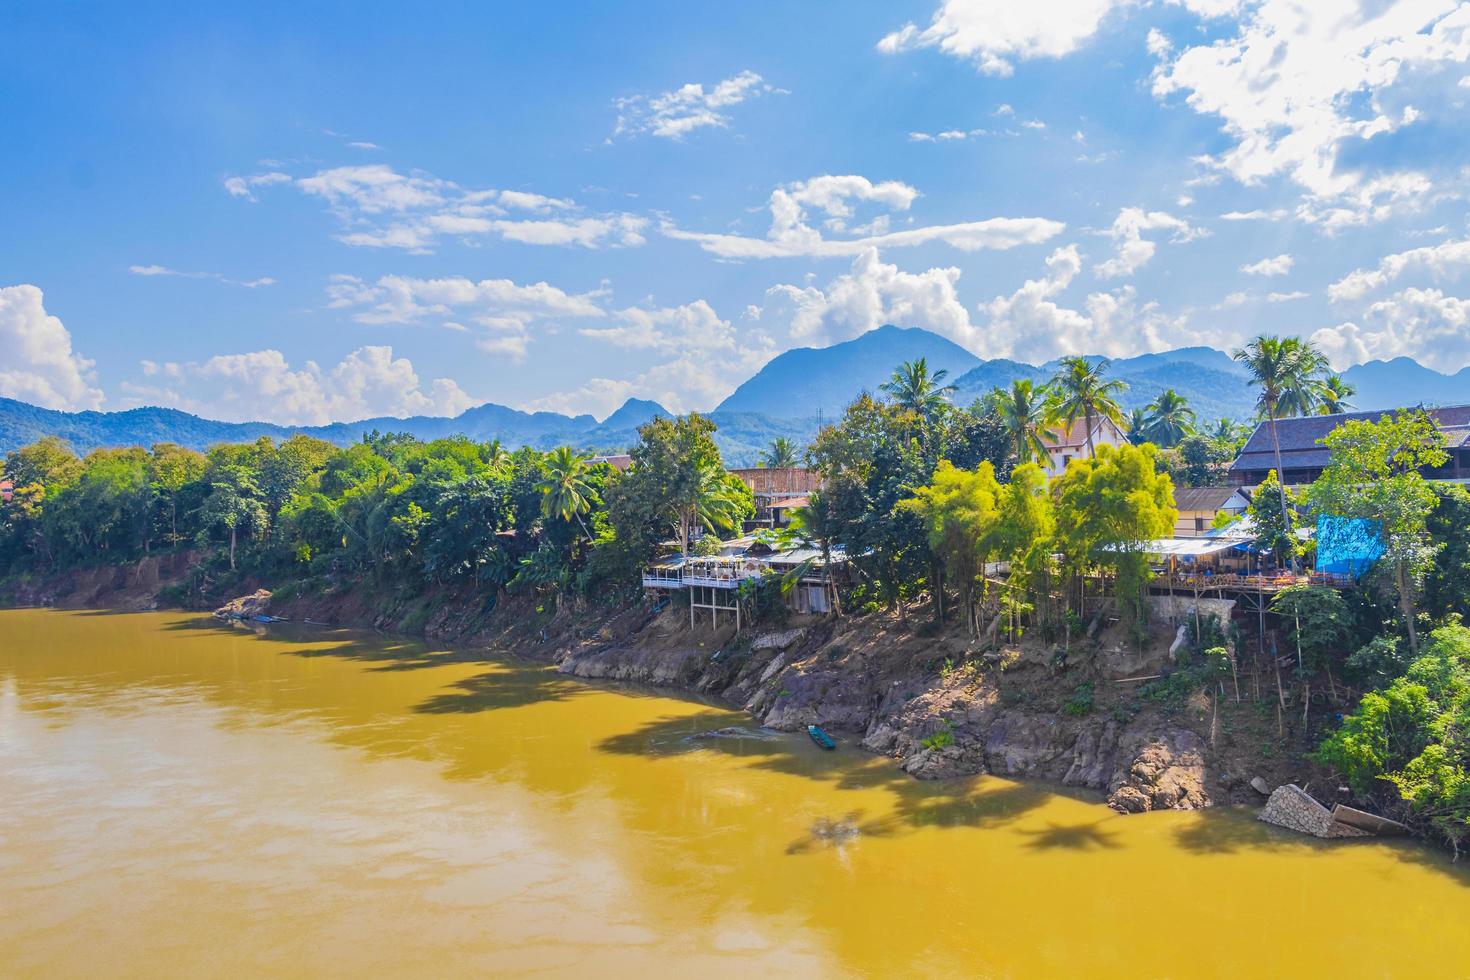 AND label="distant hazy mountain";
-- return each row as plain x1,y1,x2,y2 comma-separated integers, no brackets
715,324,982,417
951,345,1255,421
597,398,668,432
1340,358,1470,412
2,326,1461,467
